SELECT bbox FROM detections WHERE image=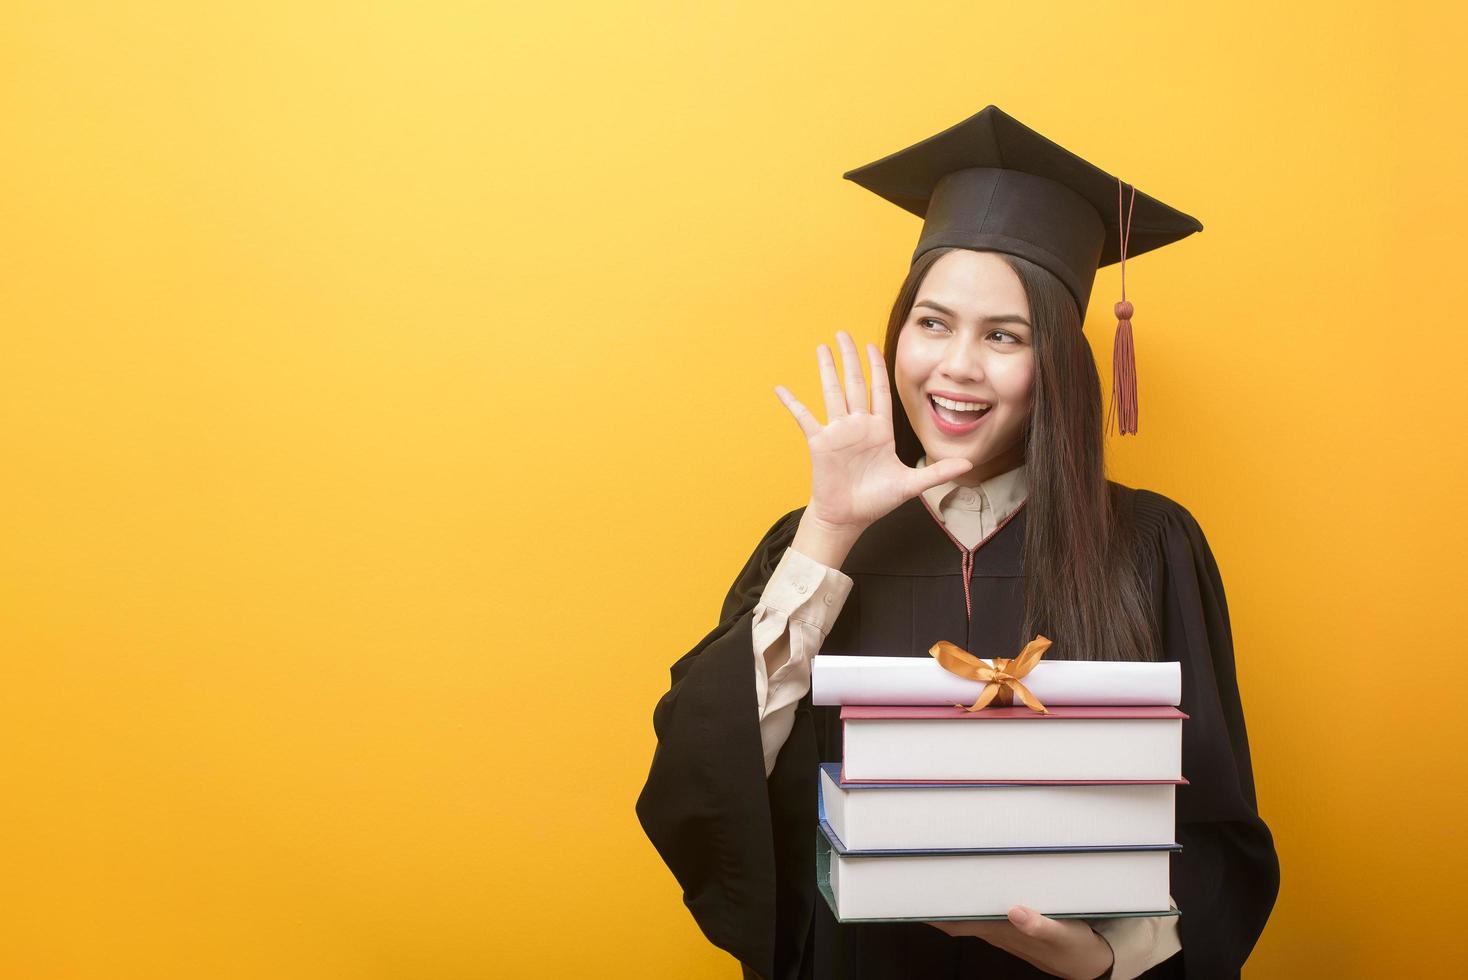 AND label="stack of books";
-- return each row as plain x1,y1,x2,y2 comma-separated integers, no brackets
812,655,1186,924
